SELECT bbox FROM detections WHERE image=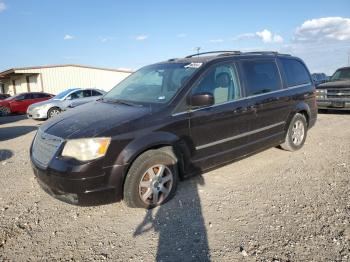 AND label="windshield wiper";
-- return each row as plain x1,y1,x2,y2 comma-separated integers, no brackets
102,98,142,107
